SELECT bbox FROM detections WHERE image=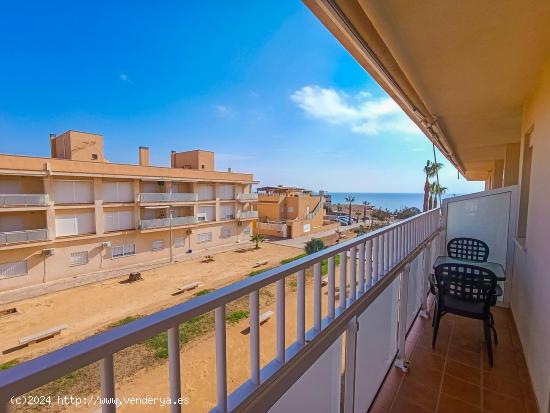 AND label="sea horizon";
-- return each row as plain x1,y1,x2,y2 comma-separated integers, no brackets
327,192,462,211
